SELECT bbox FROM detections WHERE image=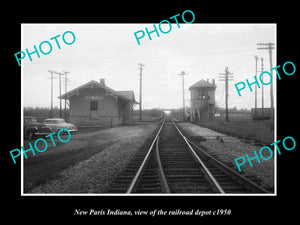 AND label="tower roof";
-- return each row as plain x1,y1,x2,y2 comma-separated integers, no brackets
189,79,216,90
